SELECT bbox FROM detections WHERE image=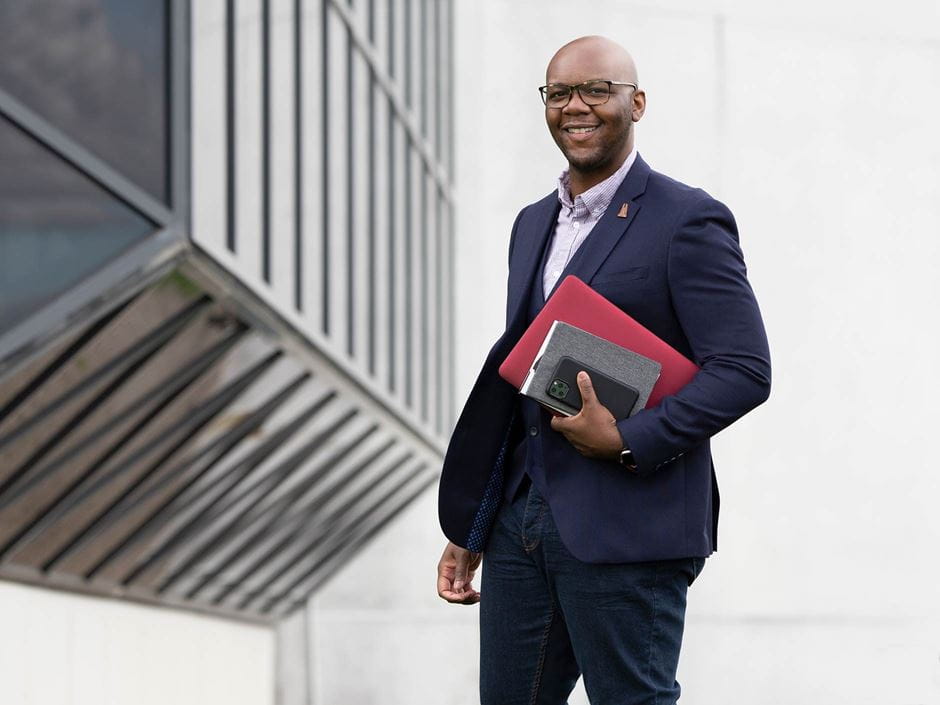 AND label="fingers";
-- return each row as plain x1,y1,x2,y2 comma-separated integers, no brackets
438,576,481,604
453,550,469,593
437,542,482,605
551,373,596,429
436,566,454,598
439,584,481,604
547,374,621,460
550,372,594,432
